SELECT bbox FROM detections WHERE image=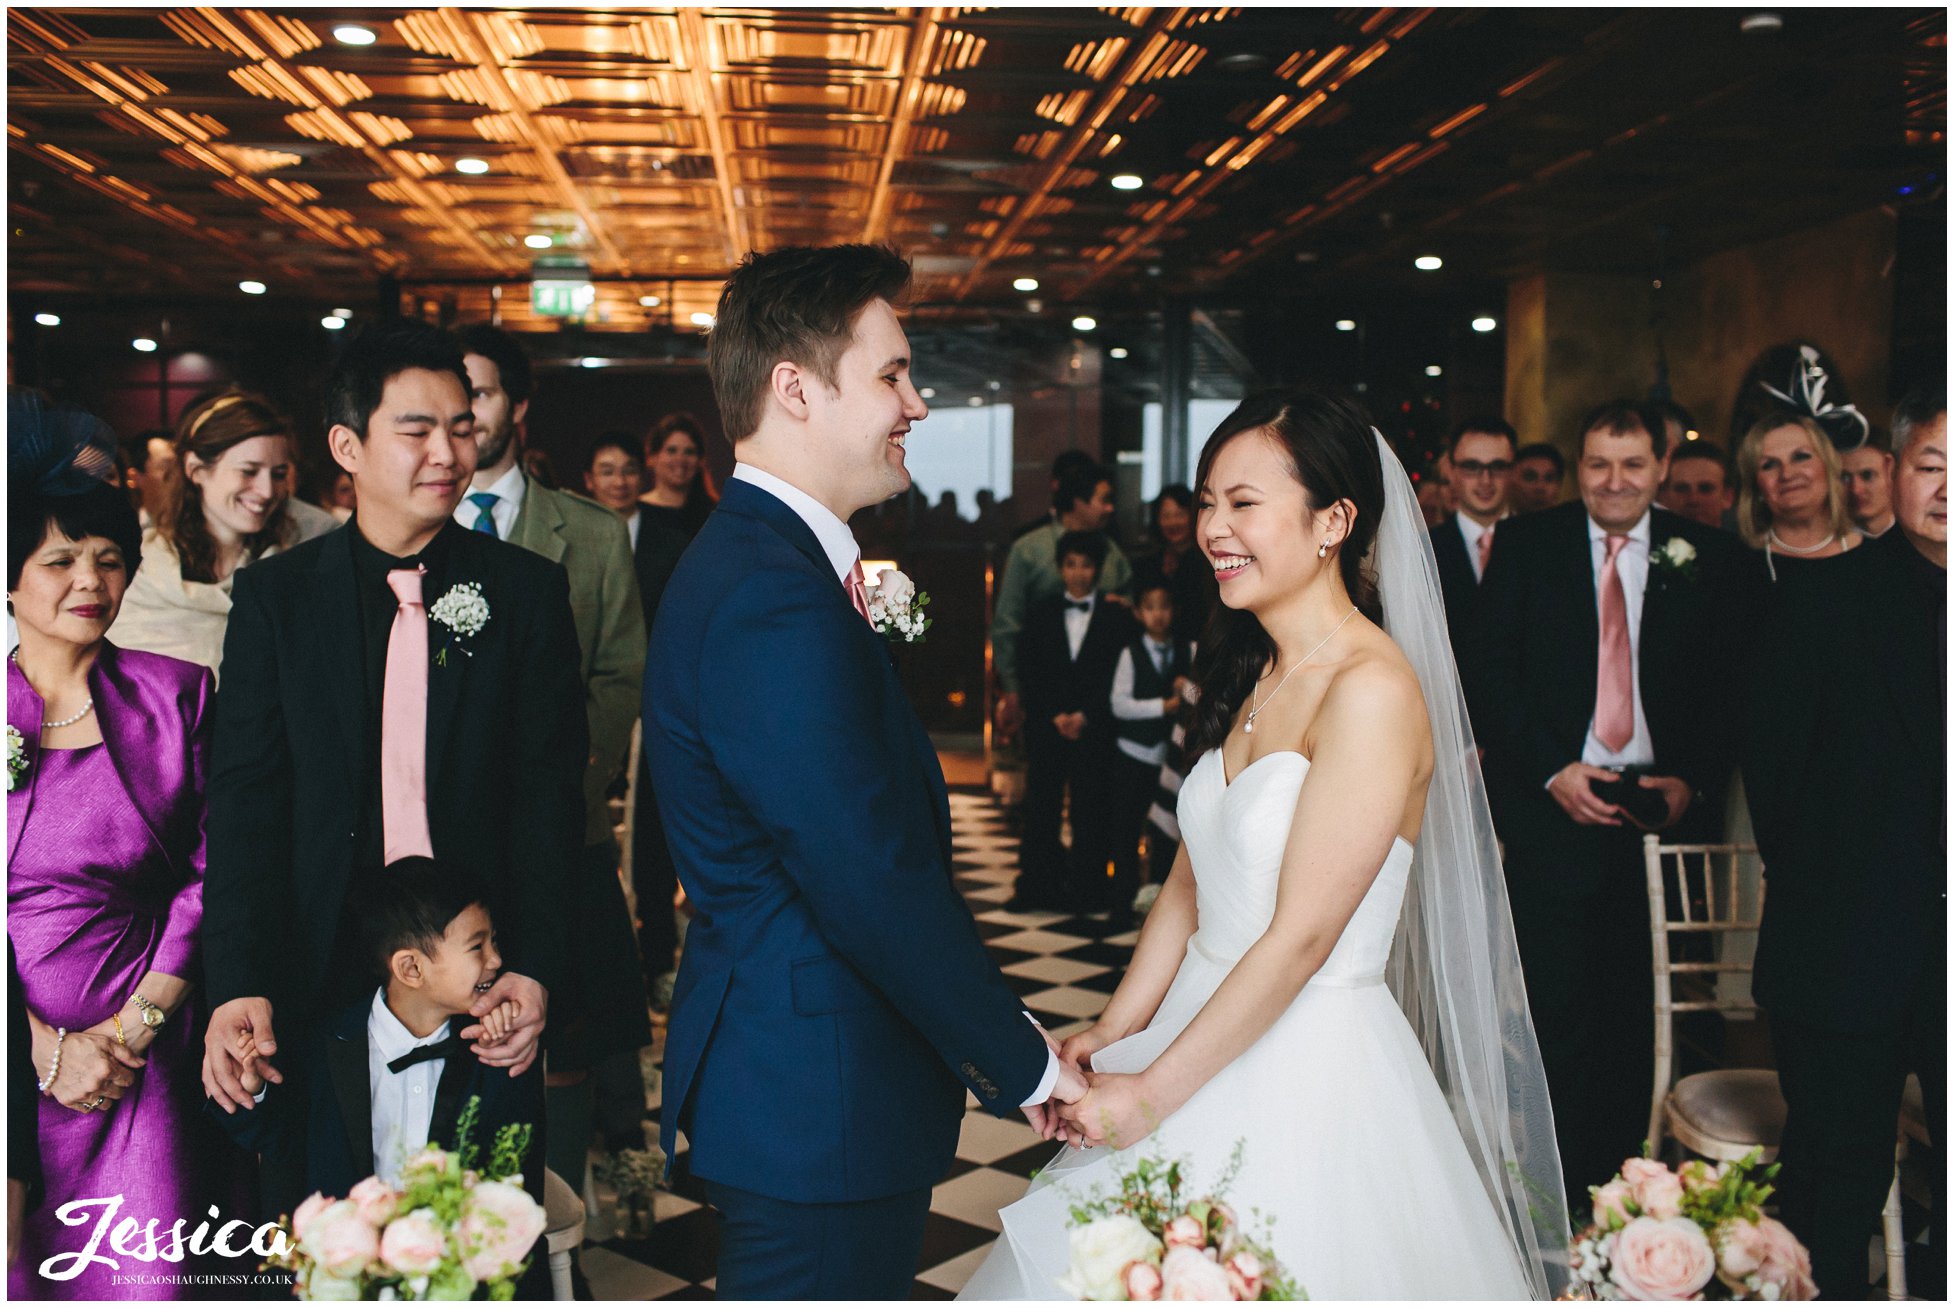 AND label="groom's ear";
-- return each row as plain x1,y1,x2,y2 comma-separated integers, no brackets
327,422,364,477
769,360,811,423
